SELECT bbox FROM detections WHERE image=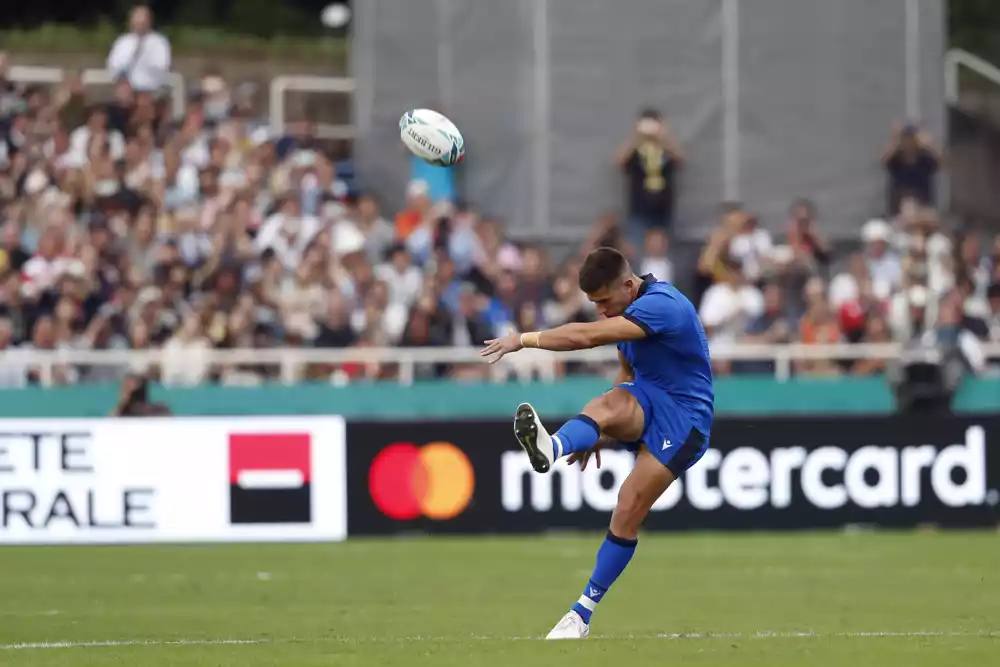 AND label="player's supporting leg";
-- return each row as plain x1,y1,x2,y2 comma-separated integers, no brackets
514,389,658,639
514,388,643,473
547,447,676,639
